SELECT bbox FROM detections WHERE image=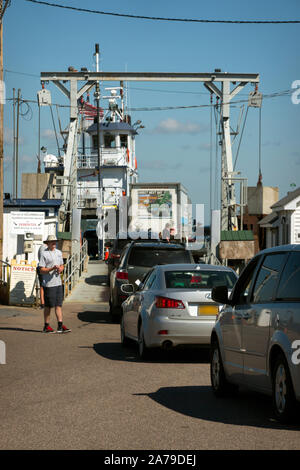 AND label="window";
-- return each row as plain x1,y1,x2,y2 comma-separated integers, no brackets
143,270,157,291
128,248,190,267
165,270,237,290
276,252,300,301
120,135,128,148
233,258,260,305
104,134,116,148
252,253,287,303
